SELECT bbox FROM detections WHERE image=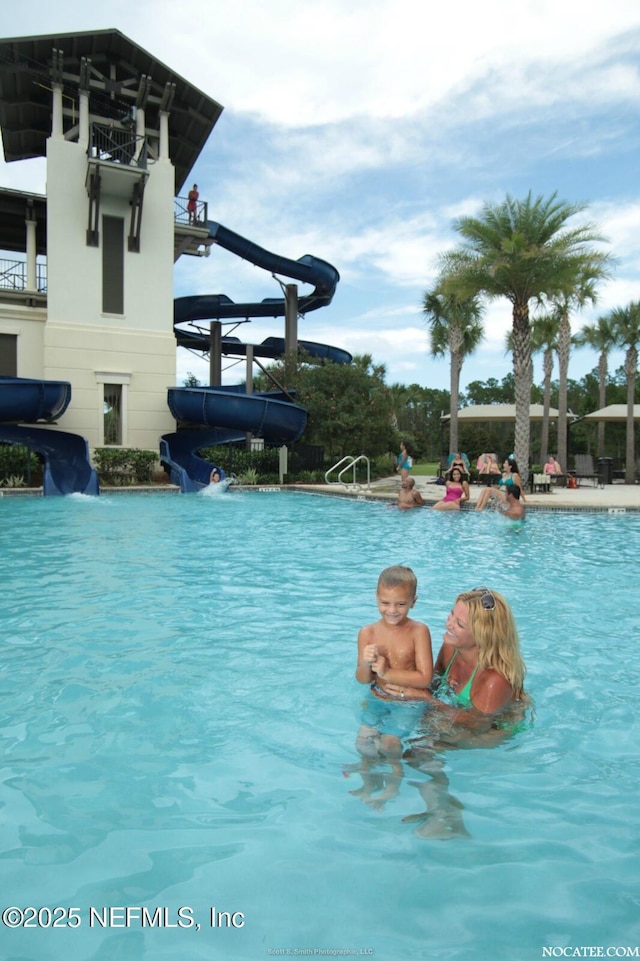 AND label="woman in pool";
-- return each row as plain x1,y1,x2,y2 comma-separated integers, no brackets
384,587,526,727
376,587,526,837
432,466,470,511
475,456,525,511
